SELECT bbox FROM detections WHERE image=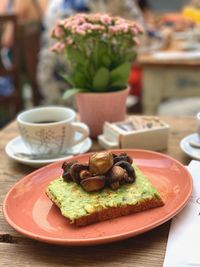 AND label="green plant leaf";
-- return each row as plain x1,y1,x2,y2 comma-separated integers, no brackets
101,55,111,68
67,47,86,64
108,85,126,92
79,61,94,91
125,52,137,62
62,88,83,99
92,67,110,91
87,62,95,79
73,70,88,88
110,62,131,84
109,81,126,89
97,43,110,67
59,73,75,87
